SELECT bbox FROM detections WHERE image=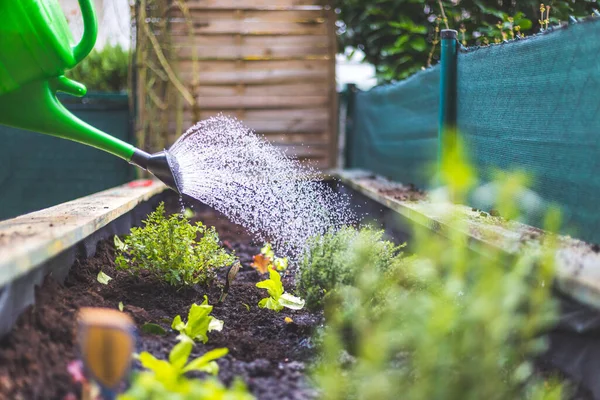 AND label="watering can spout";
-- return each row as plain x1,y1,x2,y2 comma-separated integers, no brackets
130,149,182,193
